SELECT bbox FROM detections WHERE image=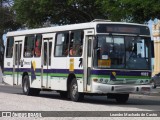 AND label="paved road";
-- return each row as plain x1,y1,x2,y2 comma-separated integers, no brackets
0,84,160,111
0,84,160,120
